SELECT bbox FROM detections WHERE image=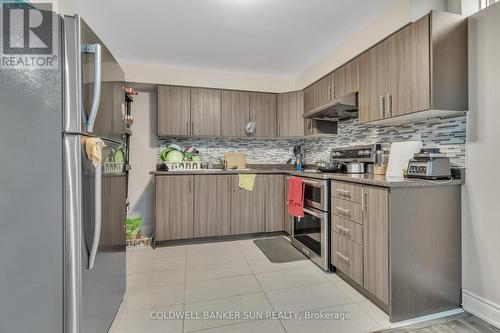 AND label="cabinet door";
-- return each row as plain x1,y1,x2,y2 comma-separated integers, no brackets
277,91,304,137
358,42,388,123
155,176,194,241
230,175,265,235
100,174,127,248
363,186,389,305
190,88,222,136
157,86,191,136
333,59,359,98
410,14,431,112
303,85,314,136
221,90,249,137
387,25,413,117
250,92,277,137
193,175,231,237
313,74,333,108
265,175,285,232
